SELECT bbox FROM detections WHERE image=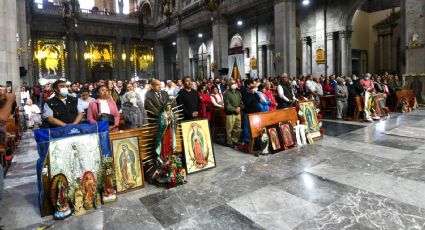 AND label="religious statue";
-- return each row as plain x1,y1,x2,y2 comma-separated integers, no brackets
260,128,269,155
148,101,186,188
100,158,117,203
92,46,102,61
95,193,102,209
191,126,207,168
50,174,72,220
43,45,59,75
82,172,96,209
102,48,111,61
411,33,419,48
119,144,137,188
73,184,86,216
294,120,307,146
